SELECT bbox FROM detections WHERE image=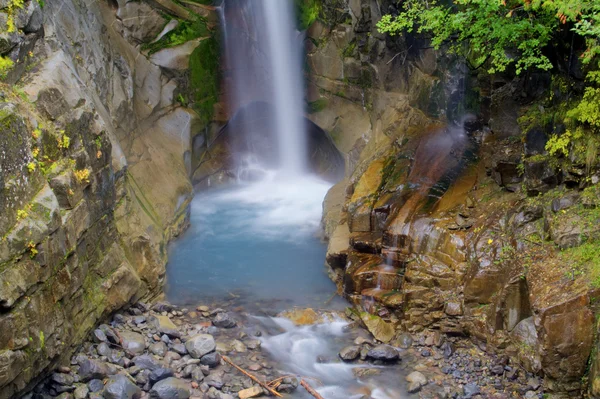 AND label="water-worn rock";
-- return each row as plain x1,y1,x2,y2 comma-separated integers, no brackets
79,359,116,382
361,314,395,343
149,377,190,399
185,335,216,359
366,345,400,362
120,331,146,355
339,346,361,361
406,371,427,393
149,368,175,384
103,374,141,399
88,379,104,392
150,342,168,357
149,315,181,338
200,352,221,368
212,313,236,328
132,354,162,371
